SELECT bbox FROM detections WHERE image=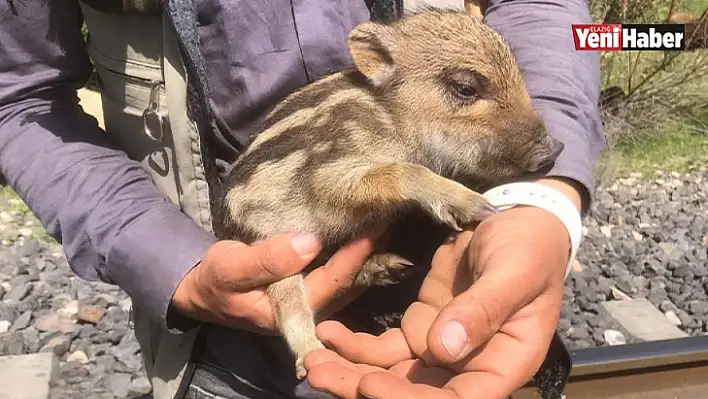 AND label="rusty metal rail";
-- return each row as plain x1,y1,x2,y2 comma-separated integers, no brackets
513,335,708,399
